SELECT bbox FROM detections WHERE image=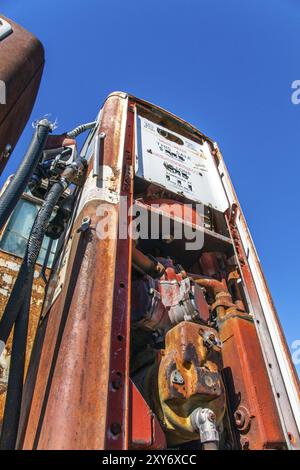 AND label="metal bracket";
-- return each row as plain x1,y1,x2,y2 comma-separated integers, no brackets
0,18,13,41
